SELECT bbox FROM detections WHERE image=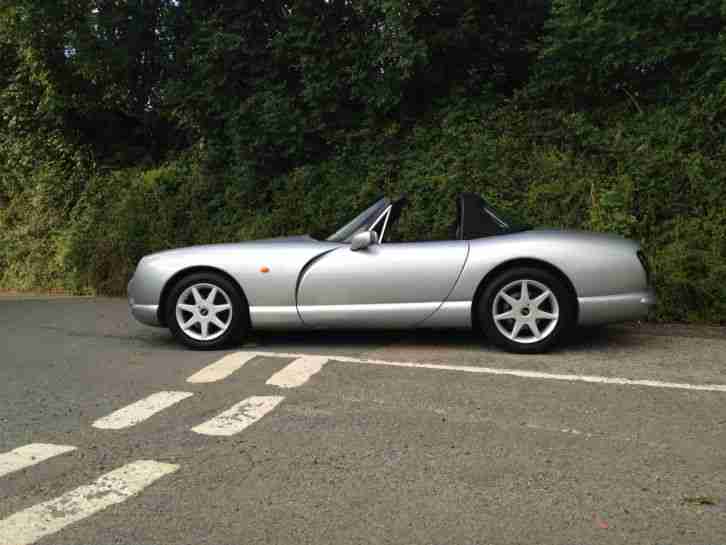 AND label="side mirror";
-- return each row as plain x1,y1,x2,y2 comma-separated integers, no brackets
350,230,379,251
